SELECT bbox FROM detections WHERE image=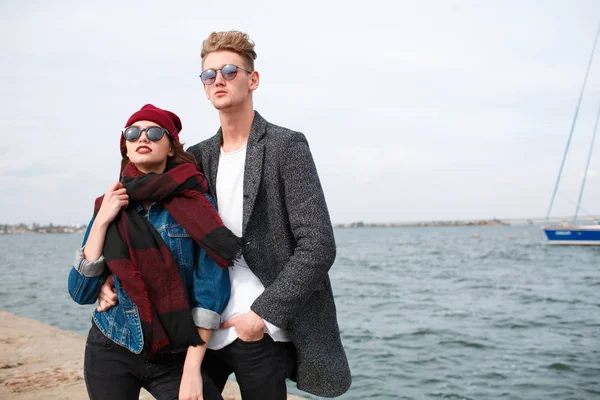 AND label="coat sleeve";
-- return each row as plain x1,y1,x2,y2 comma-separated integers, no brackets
250,132,336,328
